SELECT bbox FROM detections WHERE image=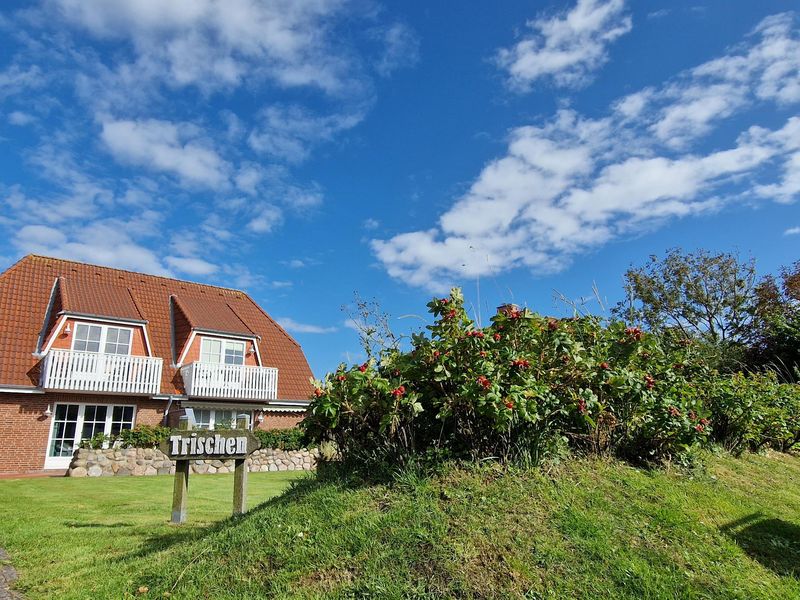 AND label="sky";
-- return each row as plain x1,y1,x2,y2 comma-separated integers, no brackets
1,0,799,378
